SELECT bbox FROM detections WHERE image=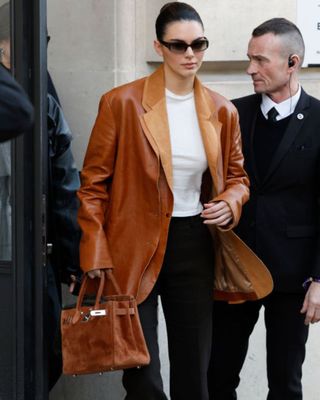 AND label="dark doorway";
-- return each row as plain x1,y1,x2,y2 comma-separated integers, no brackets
0,0,49,399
